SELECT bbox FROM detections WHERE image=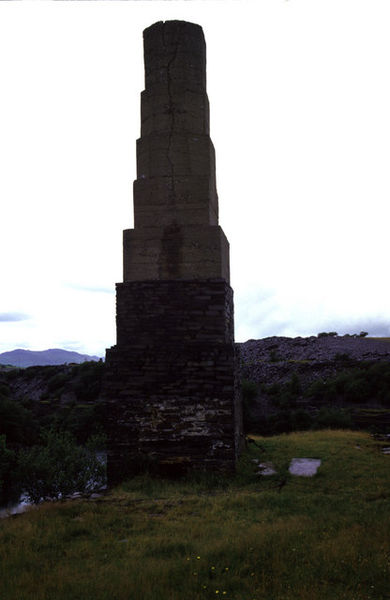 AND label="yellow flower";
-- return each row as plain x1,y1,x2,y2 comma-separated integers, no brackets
211,566,216,570
224,567,229,571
